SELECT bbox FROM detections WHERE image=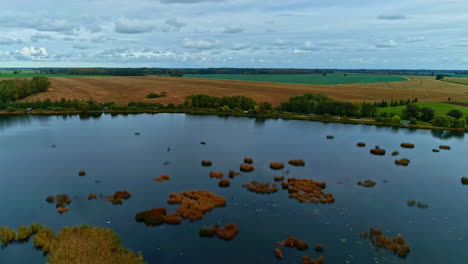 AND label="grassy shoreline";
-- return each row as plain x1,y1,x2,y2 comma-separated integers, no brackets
0,108,465,133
